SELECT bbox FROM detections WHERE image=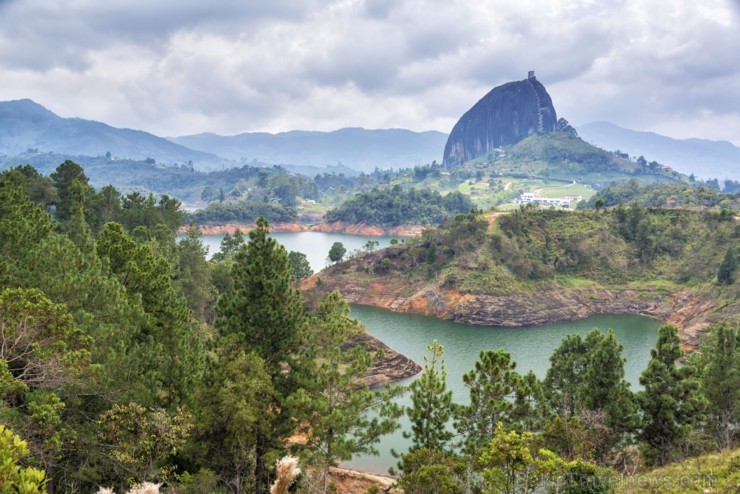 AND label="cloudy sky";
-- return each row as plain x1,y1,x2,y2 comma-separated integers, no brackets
1,0,738,144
